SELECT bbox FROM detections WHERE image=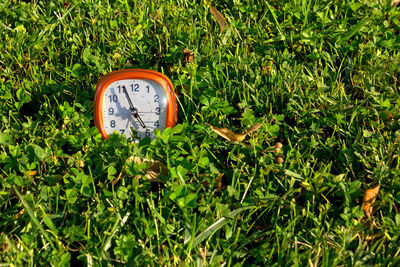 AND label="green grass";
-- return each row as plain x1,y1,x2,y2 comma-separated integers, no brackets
1,0,400,265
